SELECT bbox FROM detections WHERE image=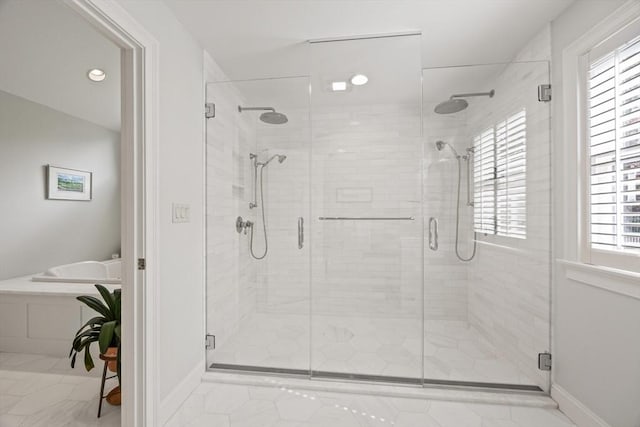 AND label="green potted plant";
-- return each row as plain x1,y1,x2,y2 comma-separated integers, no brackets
70,284,121,404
